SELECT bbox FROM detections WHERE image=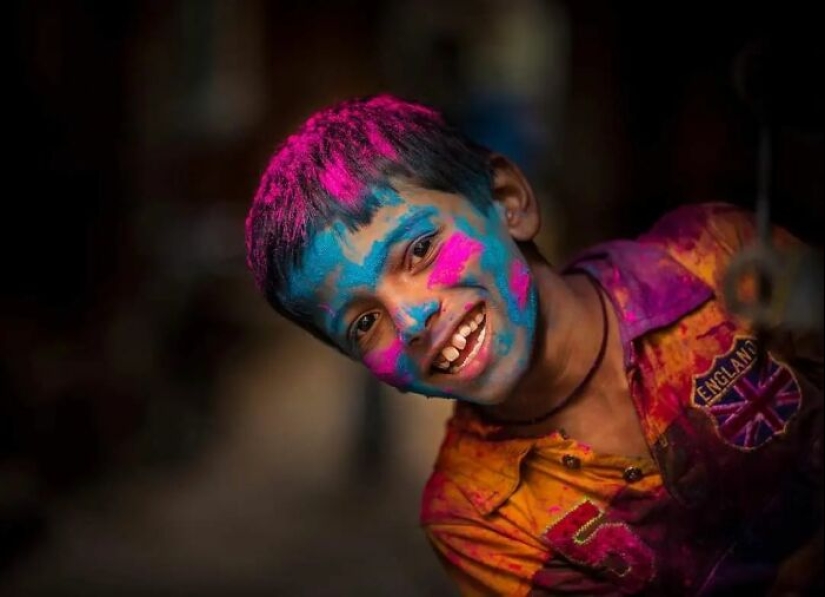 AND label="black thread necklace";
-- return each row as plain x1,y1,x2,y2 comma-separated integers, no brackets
477,275,610,427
